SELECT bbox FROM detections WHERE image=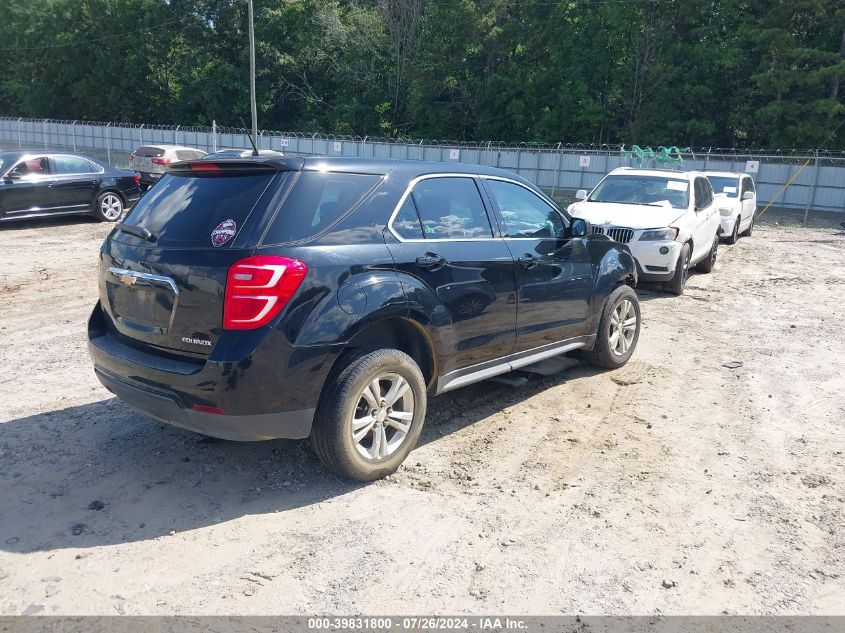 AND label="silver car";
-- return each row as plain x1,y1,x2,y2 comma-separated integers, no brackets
129,145,206,188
